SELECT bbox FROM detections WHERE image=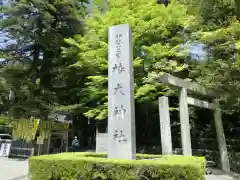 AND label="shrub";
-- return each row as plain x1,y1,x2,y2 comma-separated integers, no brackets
29,152,206,180
0,116,10,125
